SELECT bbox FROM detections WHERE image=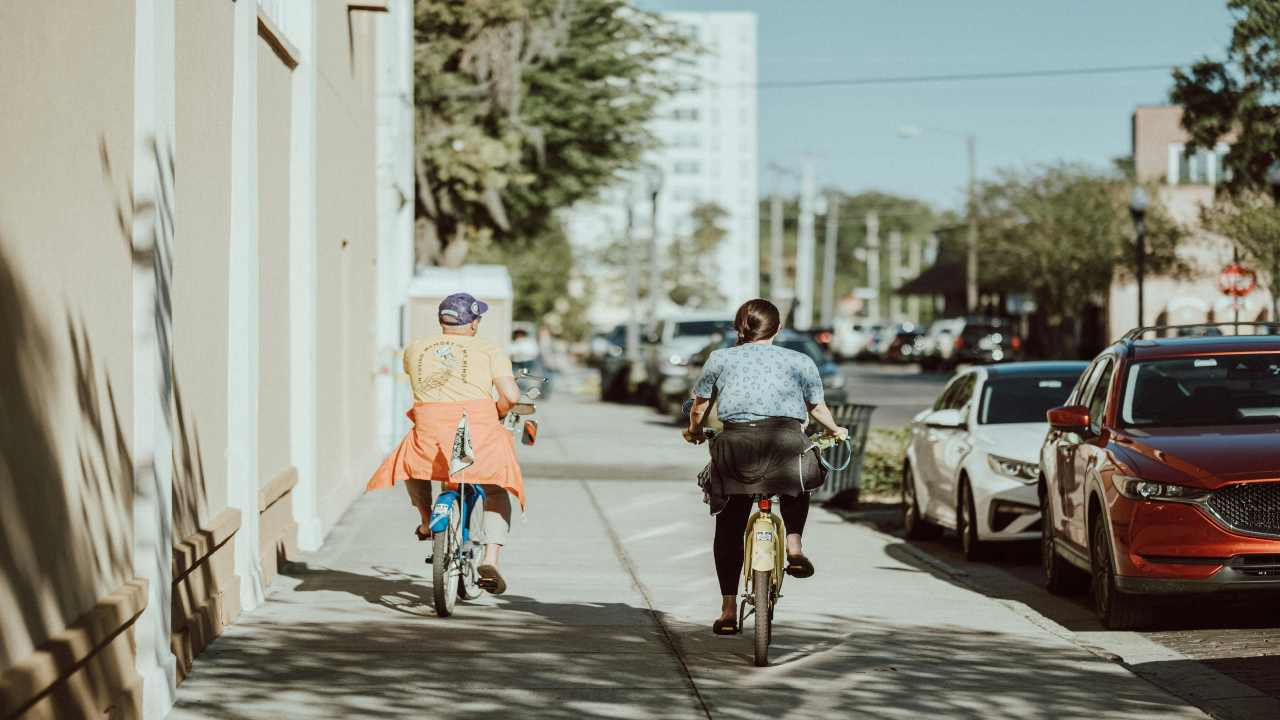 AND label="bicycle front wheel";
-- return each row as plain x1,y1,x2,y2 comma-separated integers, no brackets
752,569,771,667
432,497,462,617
